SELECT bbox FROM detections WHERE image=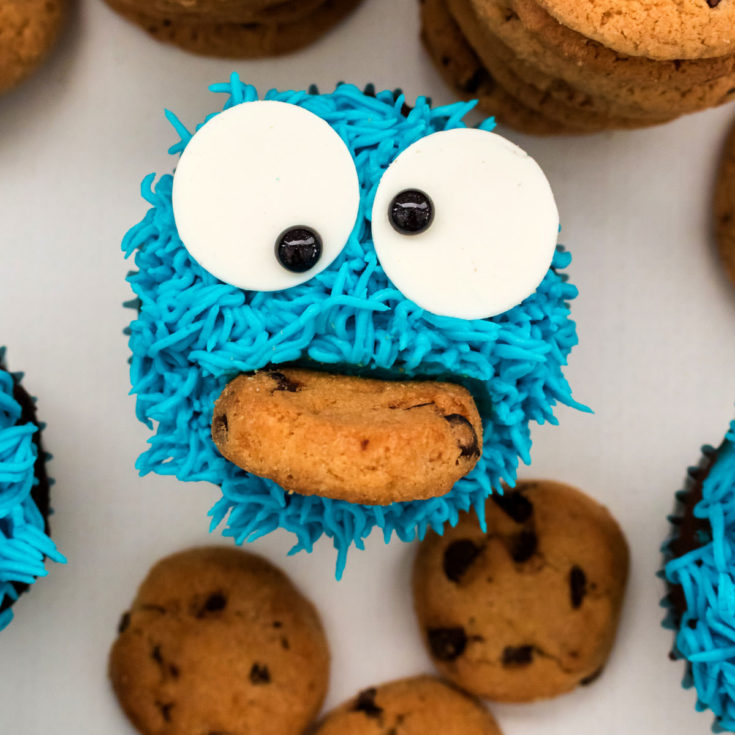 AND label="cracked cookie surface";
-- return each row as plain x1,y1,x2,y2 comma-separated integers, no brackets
109,547,329,735
534,0,735,61
413,480,629,702
311,676,502,735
